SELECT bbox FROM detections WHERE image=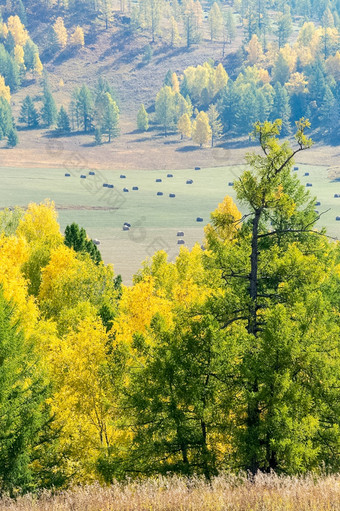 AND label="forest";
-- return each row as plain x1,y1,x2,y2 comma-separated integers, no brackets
0,120,339,495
